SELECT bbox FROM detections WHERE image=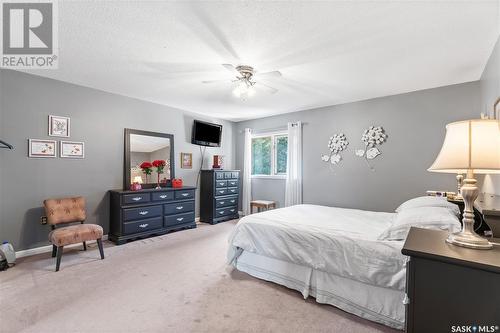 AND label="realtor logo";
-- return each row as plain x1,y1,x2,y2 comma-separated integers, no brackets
1,0,58,68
